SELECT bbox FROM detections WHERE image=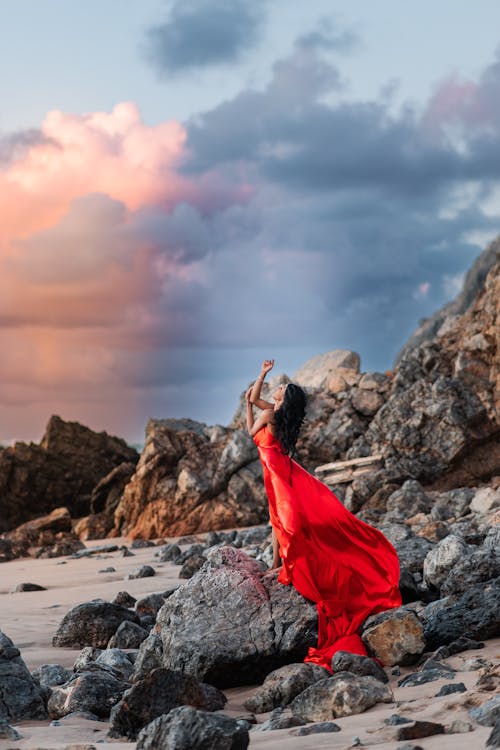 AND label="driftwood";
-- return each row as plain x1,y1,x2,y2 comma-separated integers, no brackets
315,454,383,485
